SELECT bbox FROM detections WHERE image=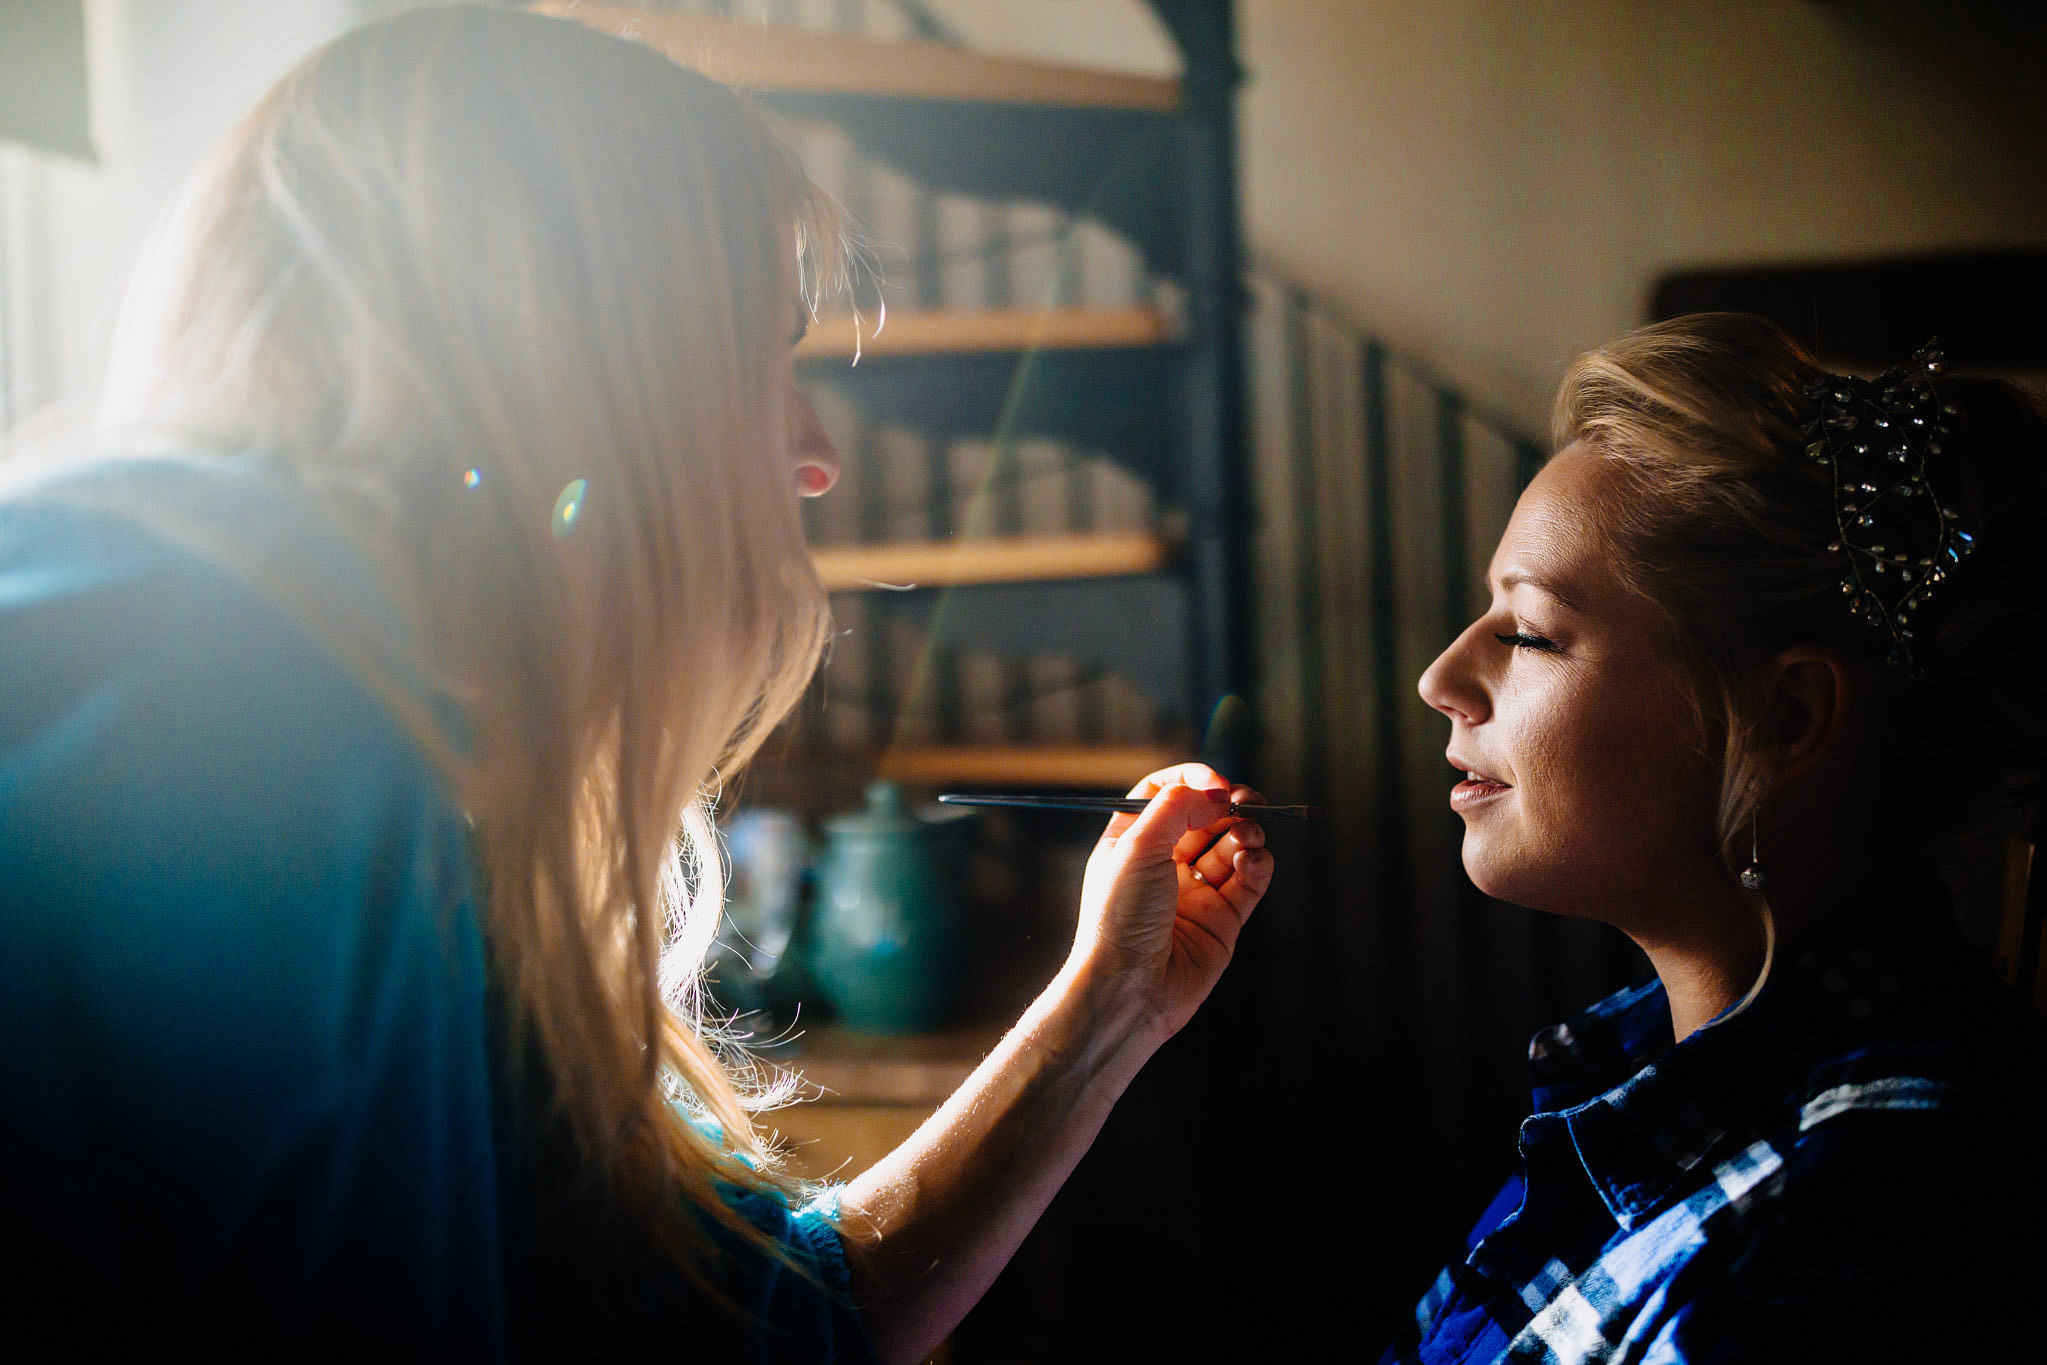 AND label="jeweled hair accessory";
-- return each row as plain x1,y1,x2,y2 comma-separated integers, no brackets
1801,338,1976,672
